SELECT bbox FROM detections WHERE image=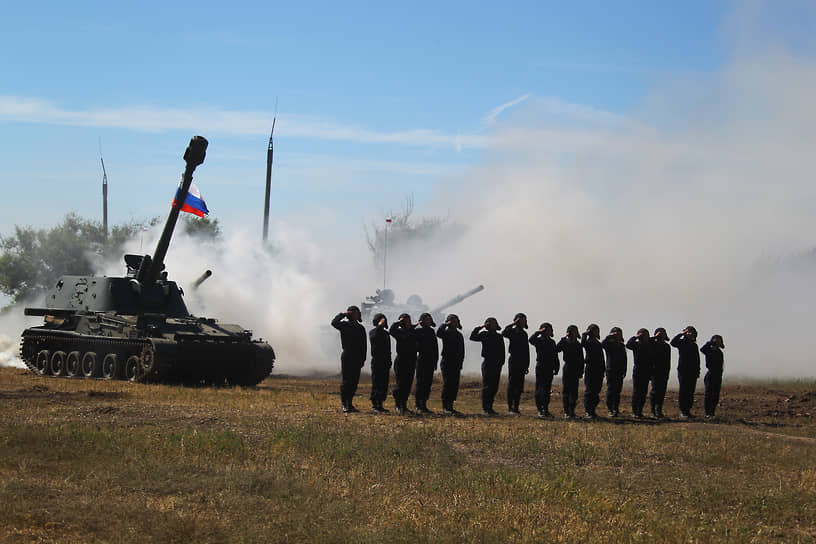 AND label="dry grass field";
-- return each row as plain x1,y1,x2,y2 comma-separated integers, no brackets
1,366,814,543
